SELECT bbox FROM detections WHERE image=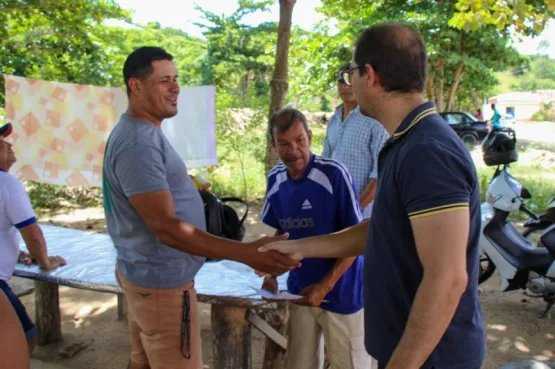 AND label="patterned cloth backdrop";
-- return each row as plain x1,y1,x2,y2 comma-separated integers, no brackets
3,75,216,186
